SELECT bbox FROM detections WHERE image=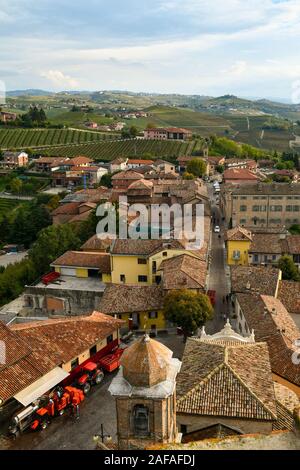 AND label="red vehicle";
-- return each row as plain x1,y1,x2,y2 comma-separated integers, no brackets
207,289,216,307
76,362,104,394
41,271,60,285
98,347,125,372
9,386,84,438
